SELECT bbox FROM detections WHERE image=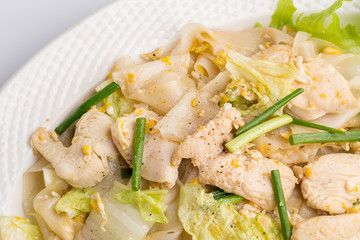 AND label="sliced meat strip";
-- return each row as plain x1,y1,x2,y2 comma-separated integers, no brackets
291,213,360,240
